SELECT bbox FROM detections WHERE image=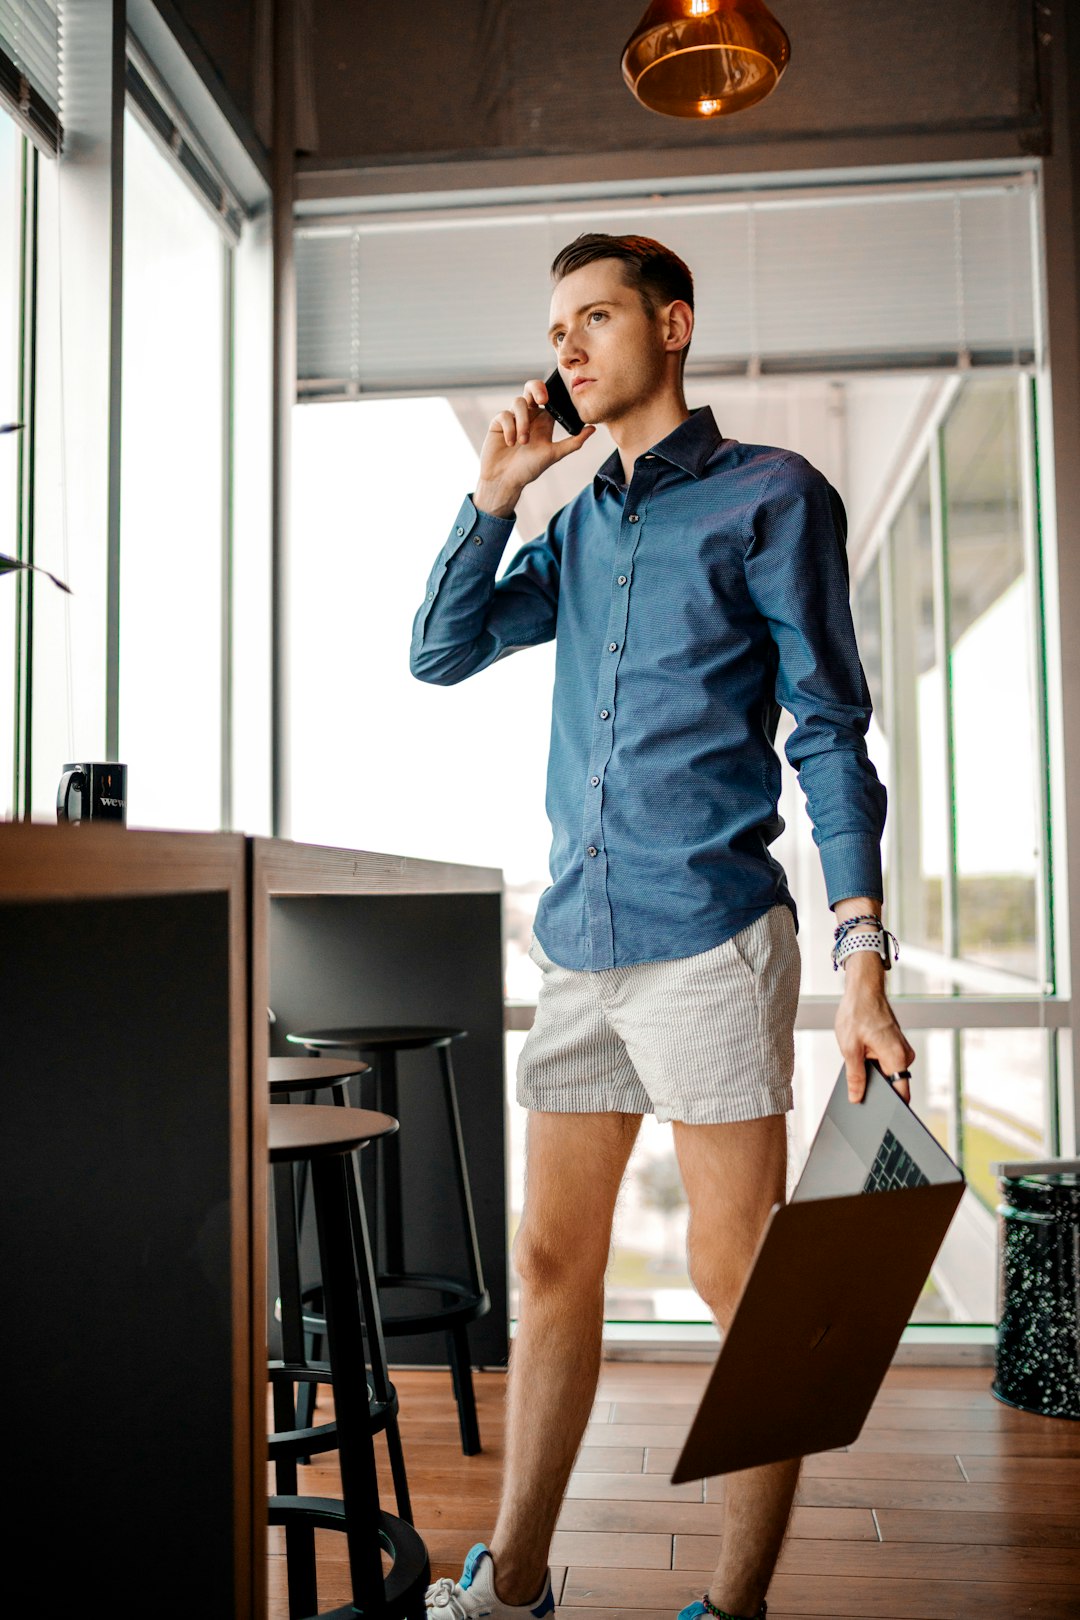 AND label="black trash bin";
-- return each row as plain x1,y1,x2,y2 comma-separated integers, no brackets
991,1158,1080,1420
